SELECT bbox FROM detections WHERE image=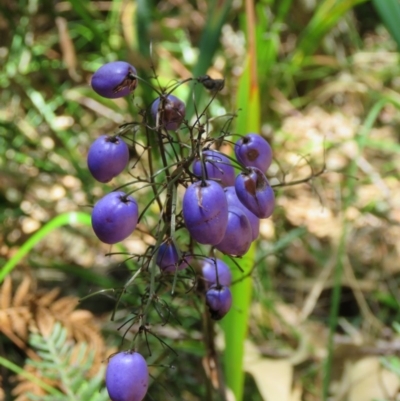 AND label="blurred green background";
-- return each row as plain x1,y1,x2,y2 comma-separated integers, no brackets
1,0,400,400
